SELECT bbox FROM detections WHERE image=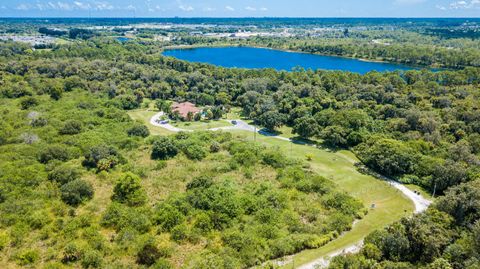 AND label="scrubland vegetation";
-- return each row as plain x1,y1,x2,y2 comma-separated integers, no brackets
1,18,480,268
